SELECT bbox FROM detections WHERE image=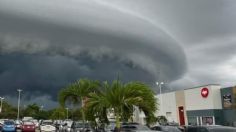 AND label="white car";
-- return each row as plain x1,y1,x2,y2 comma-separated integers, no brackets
31,119,39,128
40,120,56,132
15,120,22,130
61,120,73,132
